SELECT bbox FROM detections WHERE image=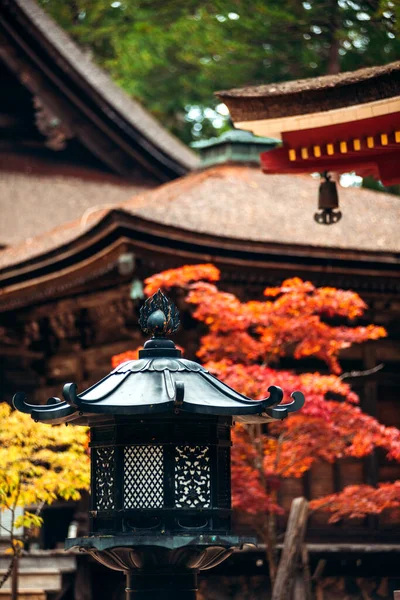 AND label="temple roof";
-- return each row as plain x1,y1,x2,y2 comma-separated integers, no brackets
0,164,398,311
191,129,278,149
0,0,198,182
217,61,400,124
191,129,277,168
217,63,400,185
0,164,152,247
0,165,398,269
